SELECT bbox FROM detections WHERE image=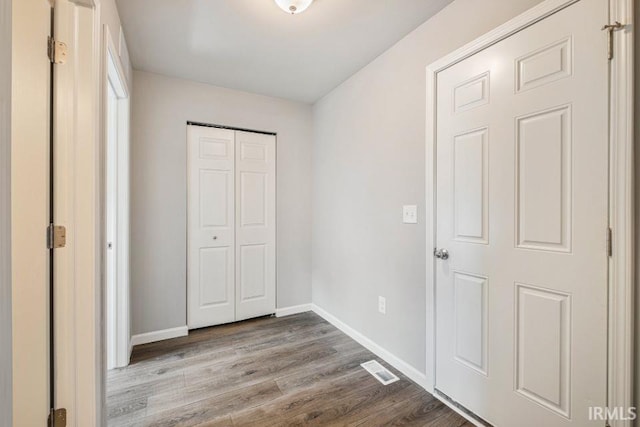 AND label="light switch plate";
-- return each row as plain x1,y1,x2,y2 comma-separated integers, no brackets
403,205,417,224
